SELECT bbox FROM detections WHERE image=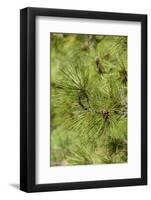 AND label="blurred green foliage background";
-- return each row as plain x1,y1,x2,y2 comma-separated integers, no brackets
50,33,127,166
